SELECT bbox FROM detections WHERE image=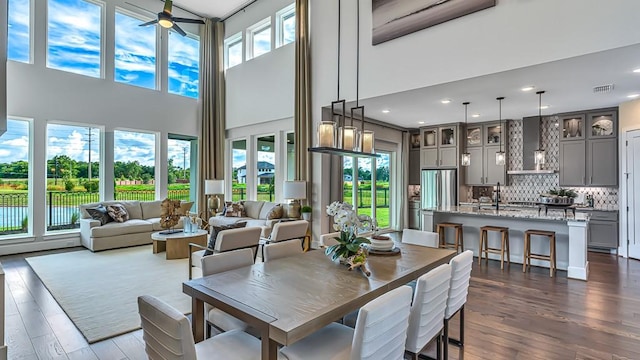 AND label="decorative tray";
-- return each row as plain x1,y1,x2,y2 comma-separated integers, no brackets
367,247,401,256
